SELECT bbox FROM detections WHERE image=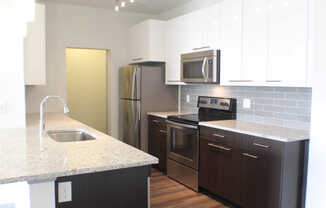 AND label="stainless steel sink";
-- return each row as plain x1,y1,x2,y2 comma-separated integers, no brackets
47,129,97,142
